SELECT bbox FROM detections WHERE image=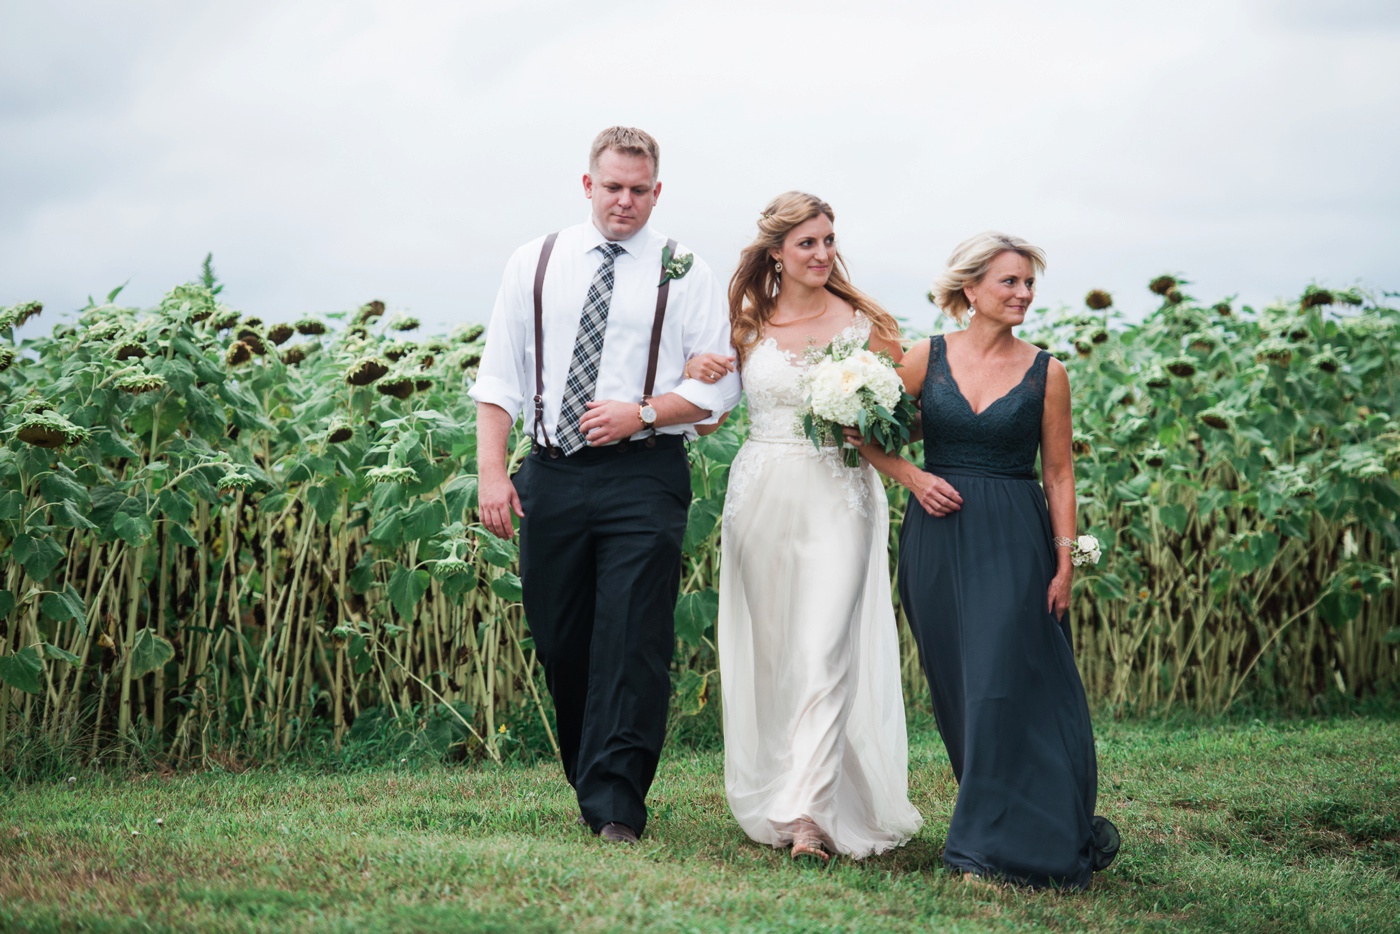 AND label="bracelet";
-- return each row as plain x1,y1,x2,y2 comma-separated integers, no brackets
1053,537,1075,549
